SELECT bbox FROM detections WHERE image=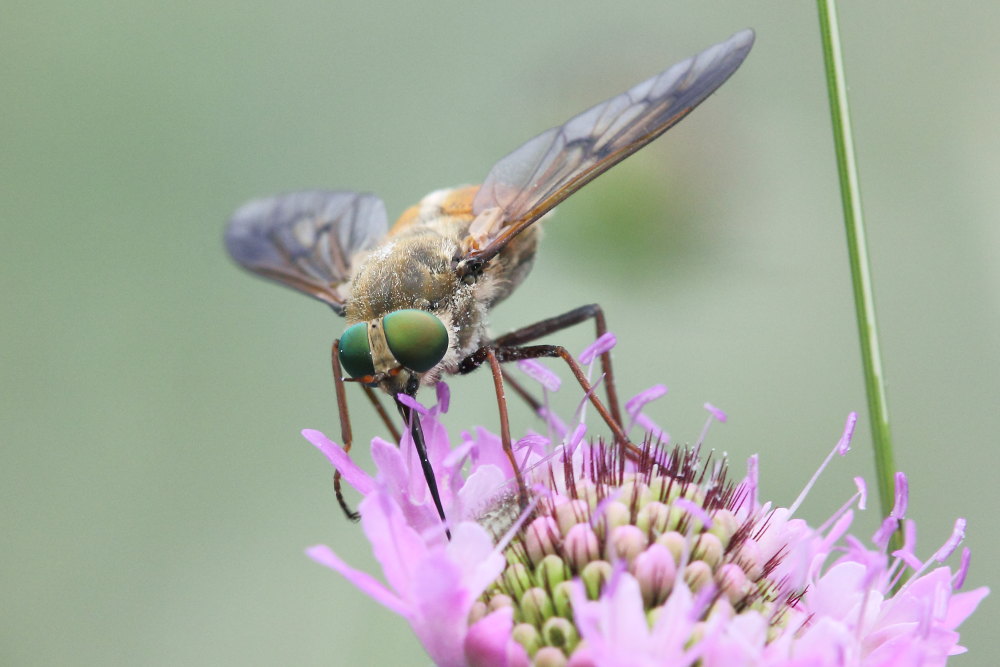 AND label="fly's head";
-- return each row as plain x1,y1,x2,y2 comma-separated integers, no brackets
338,308,451,396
